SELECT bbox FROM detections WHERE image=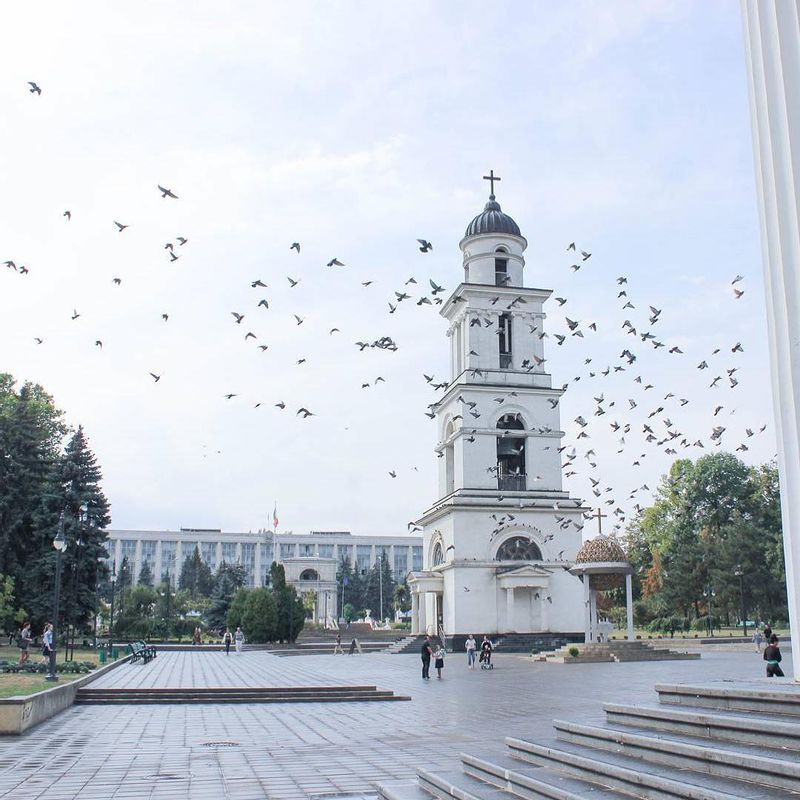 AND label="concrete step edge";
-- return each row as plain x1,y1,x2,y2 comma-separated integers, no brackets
504,737,745,800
